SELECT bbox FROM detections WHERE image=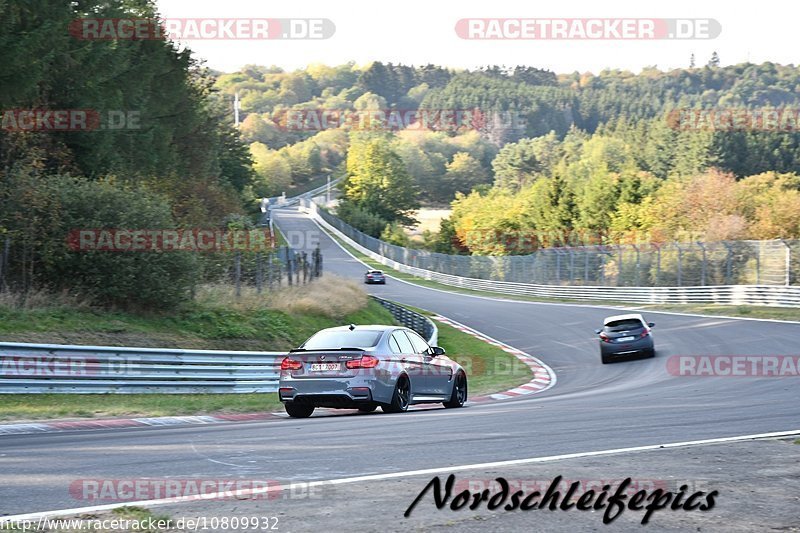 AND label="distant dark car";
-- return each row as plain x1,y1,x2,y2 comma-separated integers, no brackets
364,269,386,284
595,313,655,364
